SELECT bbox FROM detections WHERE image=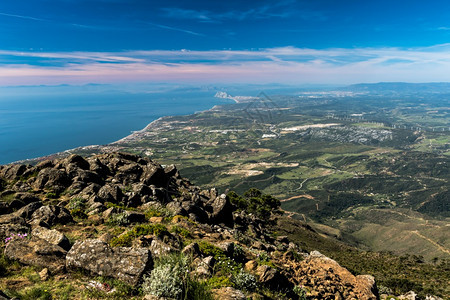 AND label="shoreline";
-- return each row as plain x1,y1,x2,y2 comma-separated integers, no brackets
9,96,238,165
